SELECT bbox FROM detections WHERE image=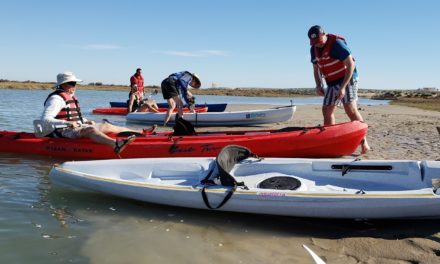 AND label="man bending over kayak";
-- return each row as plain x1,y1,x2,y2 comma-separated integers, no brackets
161,71,201,126
39,72,152,155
